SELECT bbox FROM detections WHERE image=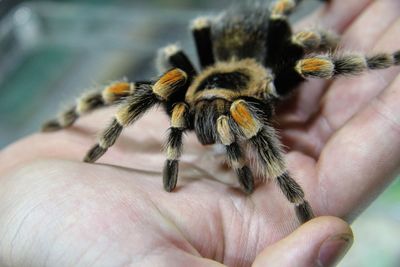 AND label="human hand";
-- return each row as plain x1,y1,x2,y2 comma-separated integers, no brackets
0,127,353,267
1,0,399,266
